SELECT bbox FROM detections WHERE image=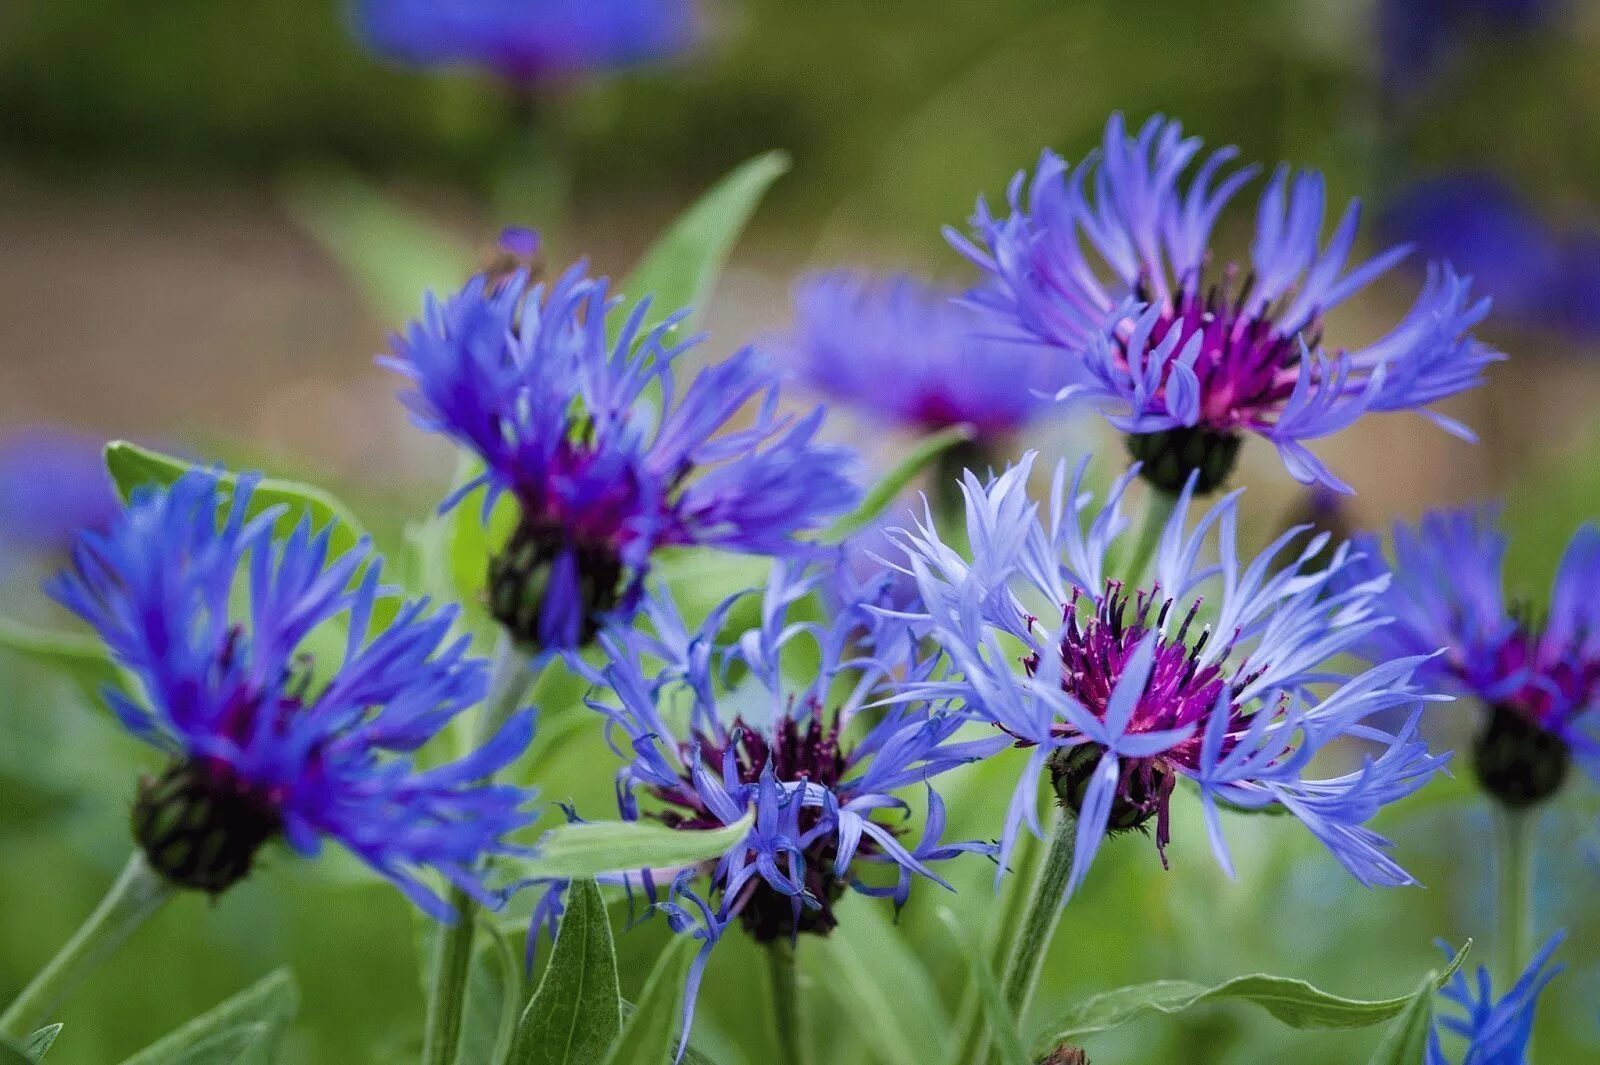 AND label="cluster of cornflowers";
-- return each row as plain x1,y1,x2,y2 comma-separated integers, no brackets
7,105,1585,1064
